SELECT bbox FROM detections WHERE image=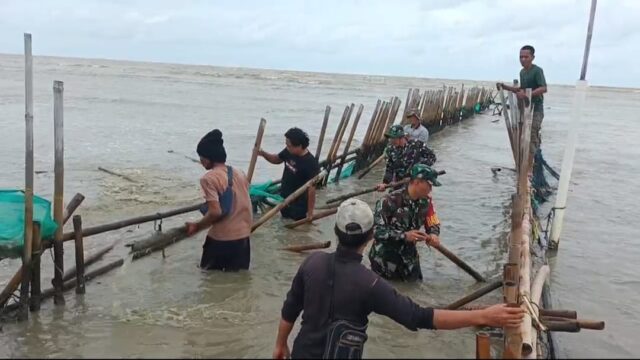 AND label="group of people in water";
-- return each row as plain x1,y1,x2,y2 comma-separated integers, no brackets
184,44,548,358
